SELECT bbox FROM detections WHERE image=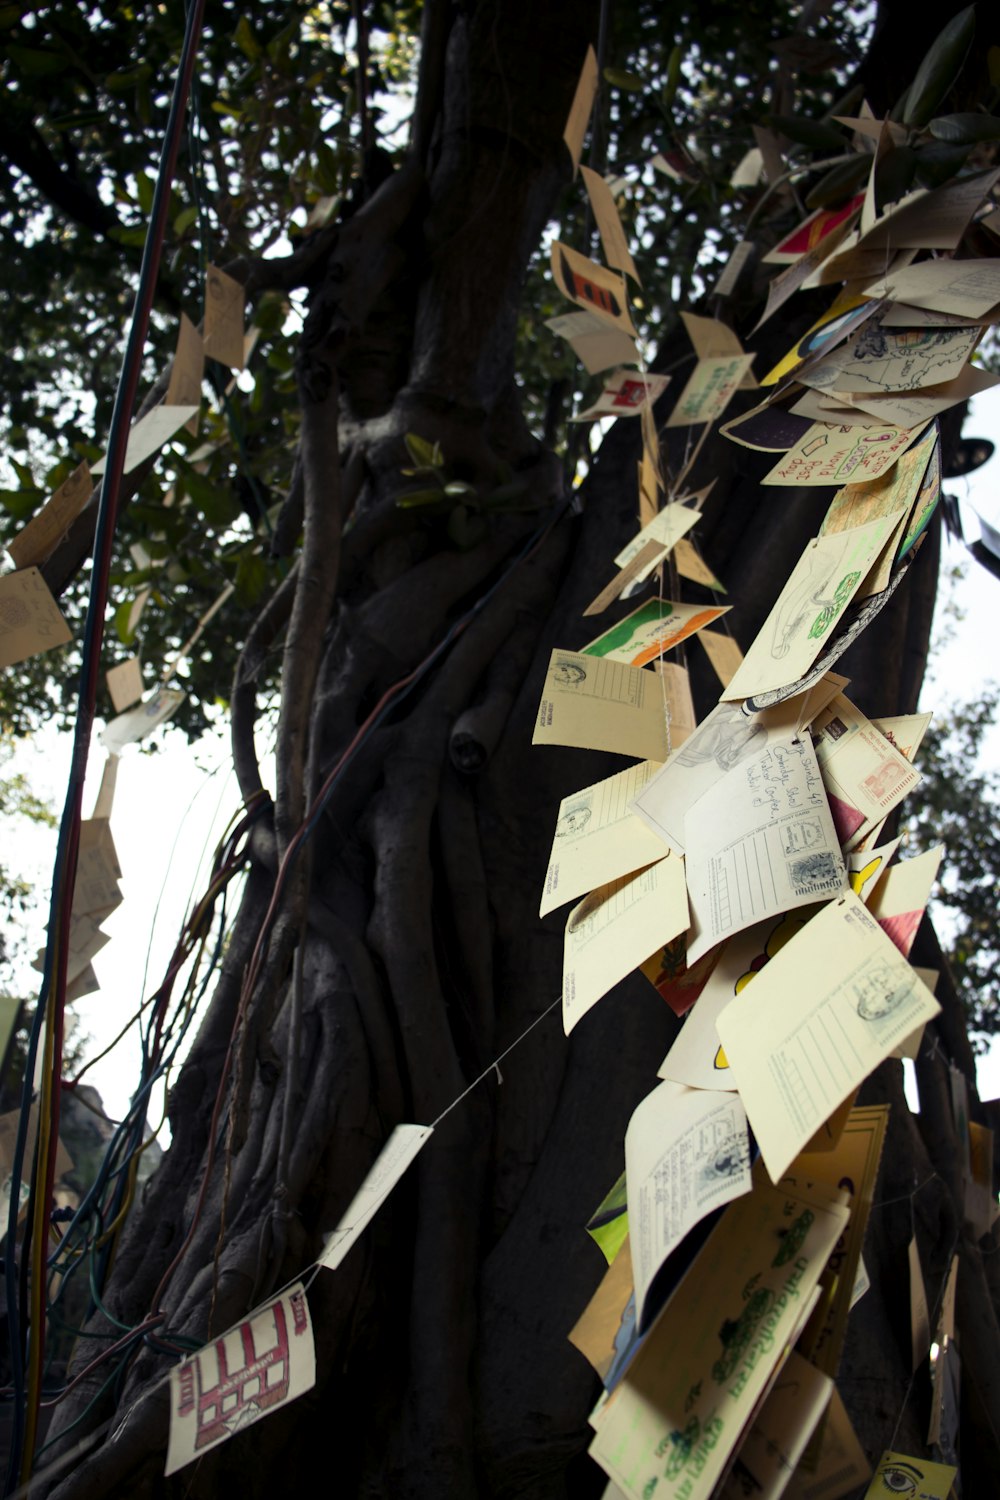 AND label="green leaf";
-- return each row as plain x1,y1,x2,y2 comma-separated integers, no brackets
182,470,242,528
804,153,870,210
10,460,35,489
912,141,973,188
766,115,846,152
394,487,446,509
104,64,153,92
404,433,441,470
135,172,156,216
928,112,1000,144
603,67,644,93
235,550,268,606
173,204,199,237
443,481,476,498
234,15,261,60
446,504,487,549
0,488,42,522
7,44,68,76
873,146,916,212
903,4,976,129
